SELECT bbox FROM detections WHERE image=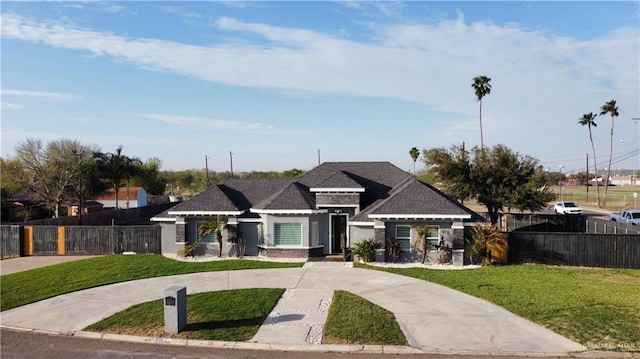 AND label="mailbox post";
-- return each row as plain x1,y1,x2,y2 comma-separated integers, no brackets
164,286,187,334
